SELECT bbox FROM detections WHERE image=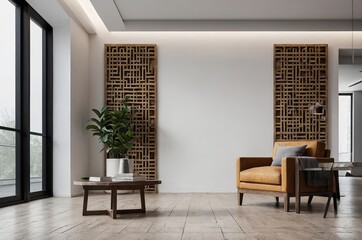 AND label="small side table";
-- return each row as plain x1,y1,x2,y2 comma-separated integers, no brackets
295,160,337,218
295,161,362,218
